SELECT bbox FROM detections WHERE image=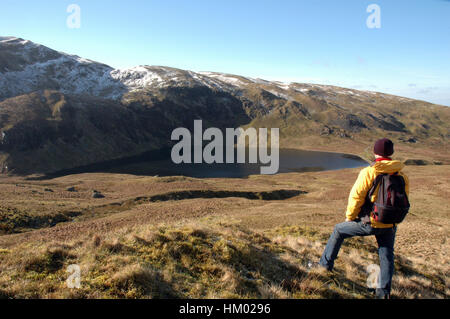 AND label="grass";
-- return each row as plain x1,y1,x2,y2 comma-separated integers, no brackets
0,222,373,298
0,165,448,299
1,220,446,299
0,206,81,234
